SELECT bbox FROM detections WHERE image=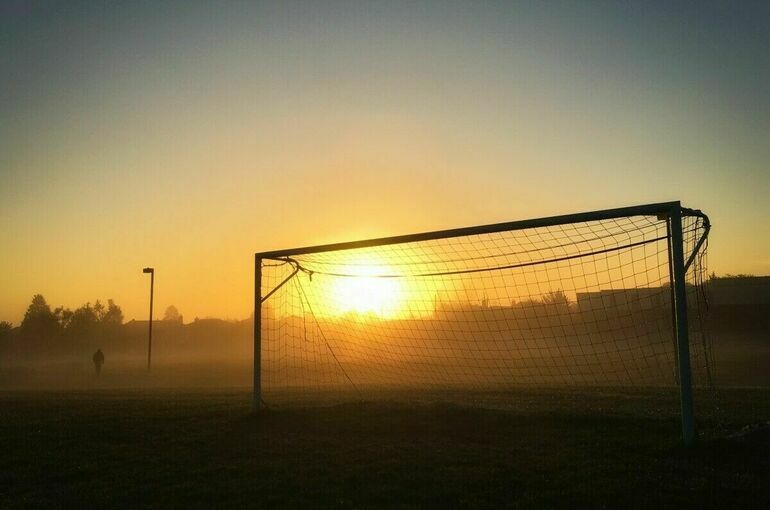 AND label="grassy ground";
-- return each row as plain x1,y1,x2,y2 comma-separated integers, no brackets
0,388,768,509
